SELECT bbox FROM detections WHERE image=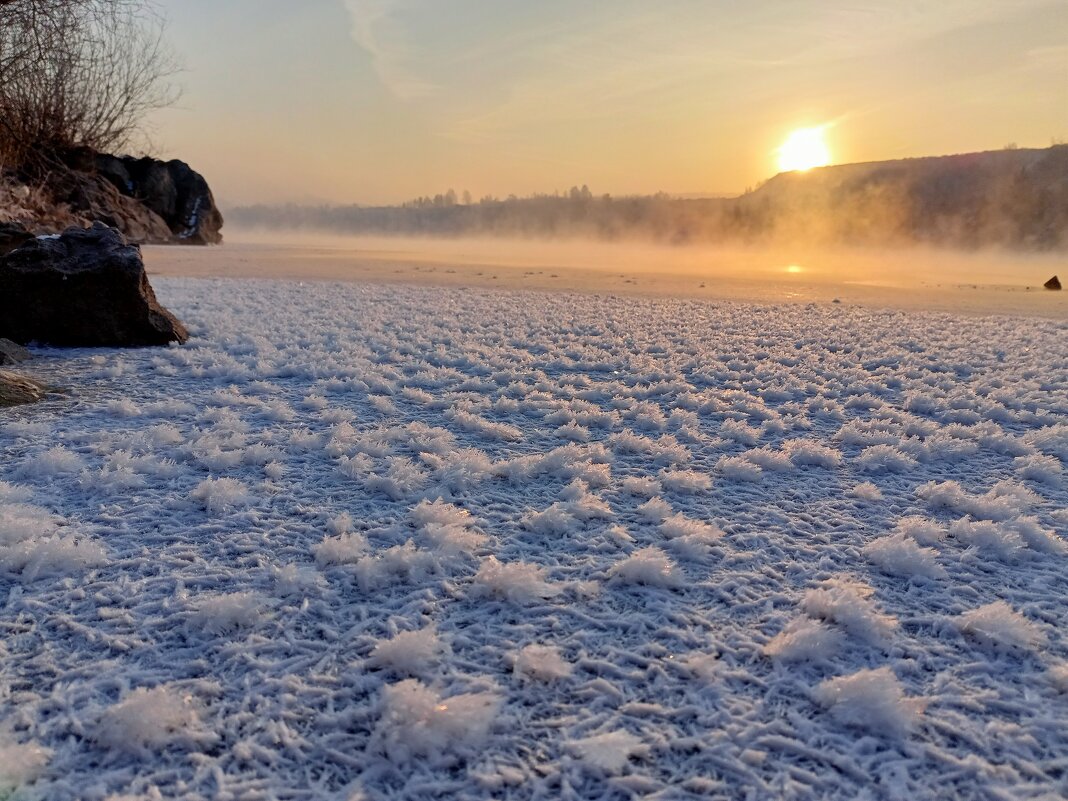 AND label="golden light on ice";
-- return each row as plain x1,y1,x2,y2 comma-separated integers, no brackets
784,264,804,274
777,127,831,172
